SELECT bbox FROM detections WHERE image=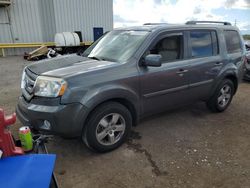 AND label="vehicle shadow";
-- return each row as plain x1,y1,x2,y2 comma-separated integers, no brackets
47,101,211,156
139,101,210,124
